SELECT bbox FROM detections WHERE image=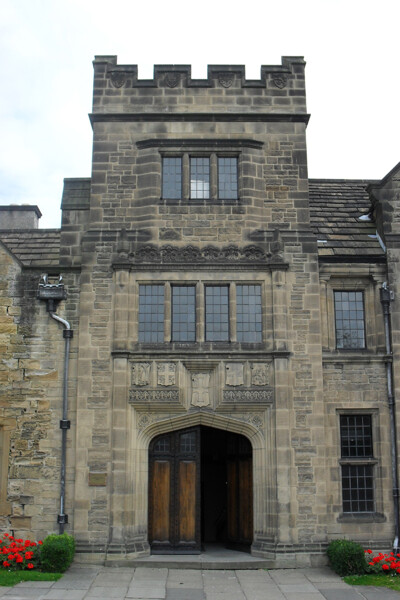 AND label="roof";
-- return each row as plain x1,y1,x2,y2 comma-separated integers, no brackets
0,230,60,266
308,179,384,258
0,179,386,265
